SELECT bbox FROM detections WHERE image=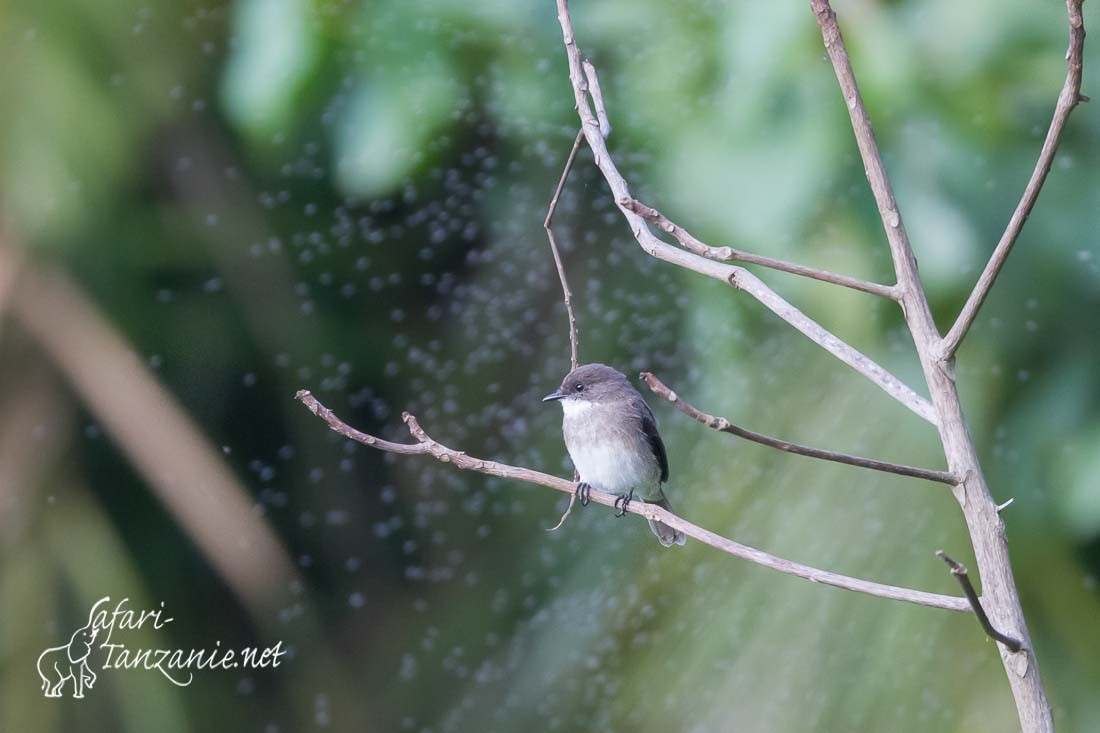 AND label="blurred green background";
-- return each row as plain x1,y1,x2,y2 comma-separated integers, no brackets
1,0,1098,730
